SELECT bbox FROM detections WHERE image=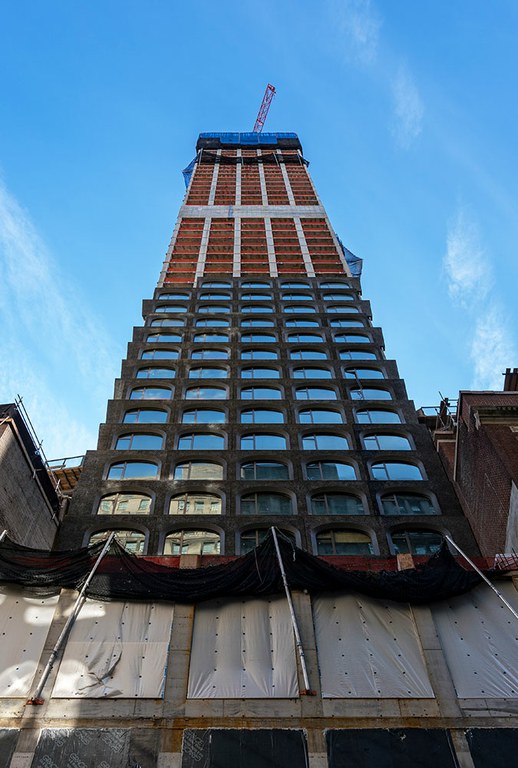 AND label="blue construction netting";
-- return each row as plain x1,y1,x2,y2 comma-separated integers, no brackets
336,235,363,277
182,157,197,189
198,132,298,145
